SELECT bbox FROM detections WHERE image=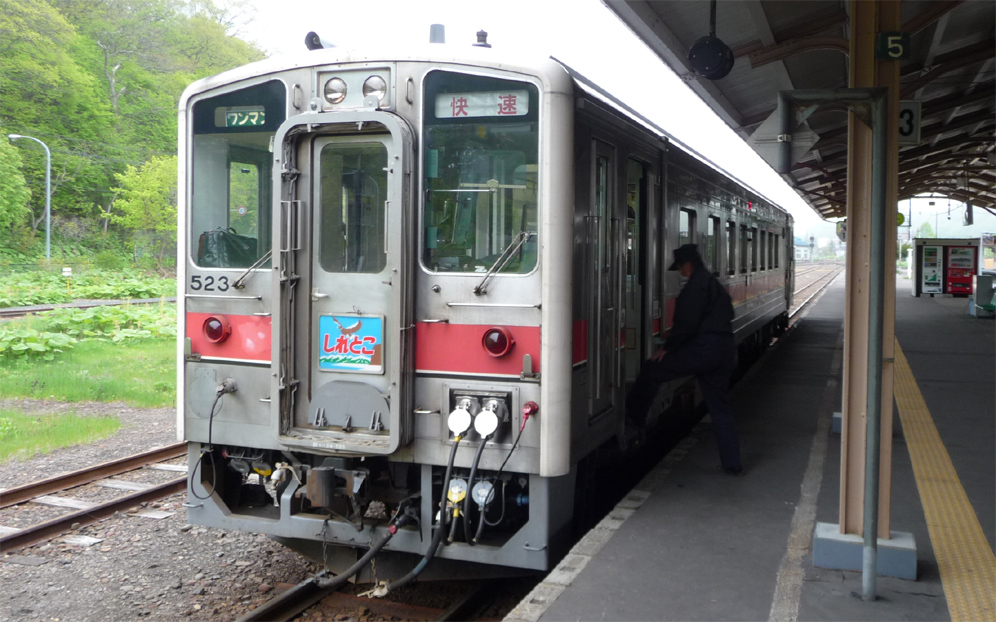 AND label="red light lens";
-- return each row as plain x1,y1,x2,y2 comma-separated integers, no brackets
203,316,231,343
482,327,514,357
